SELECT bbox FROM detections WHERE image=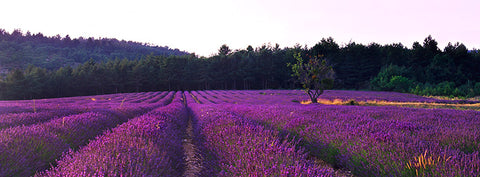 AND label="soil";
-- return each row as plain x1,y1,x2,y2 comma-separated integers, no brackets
312,157,355,177
182,116,203,177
